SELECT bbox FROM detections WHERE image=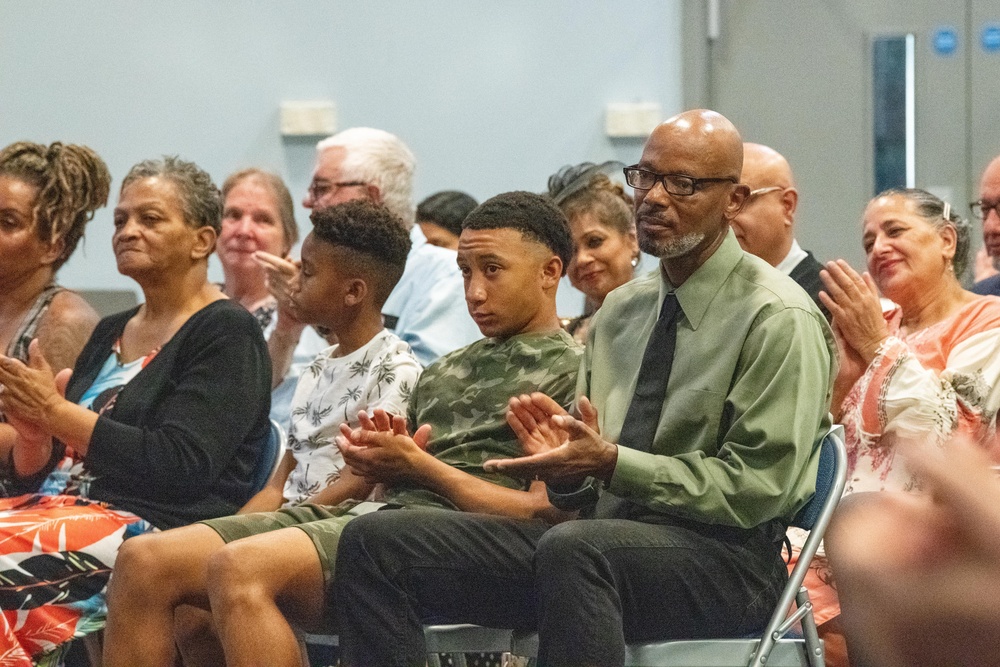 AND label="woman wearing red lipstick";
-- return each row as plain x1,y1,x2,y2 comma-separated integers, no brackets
793,188,1000,666
547,162,640,345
